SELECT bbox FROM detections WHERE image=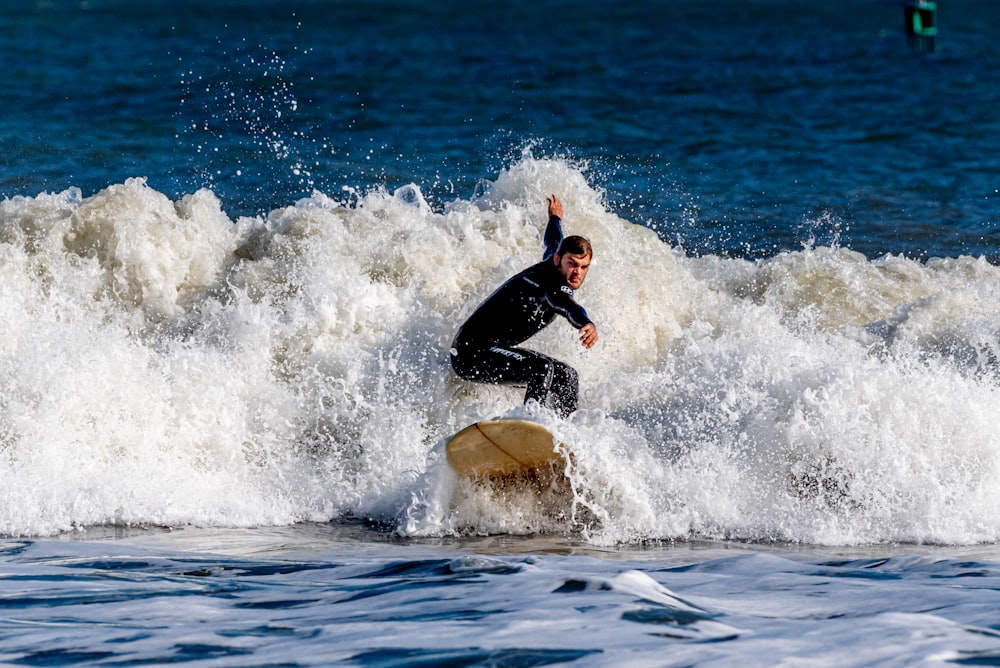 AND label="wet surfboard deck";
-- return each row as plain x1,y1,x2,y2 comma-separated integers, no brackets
445,418,568,481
